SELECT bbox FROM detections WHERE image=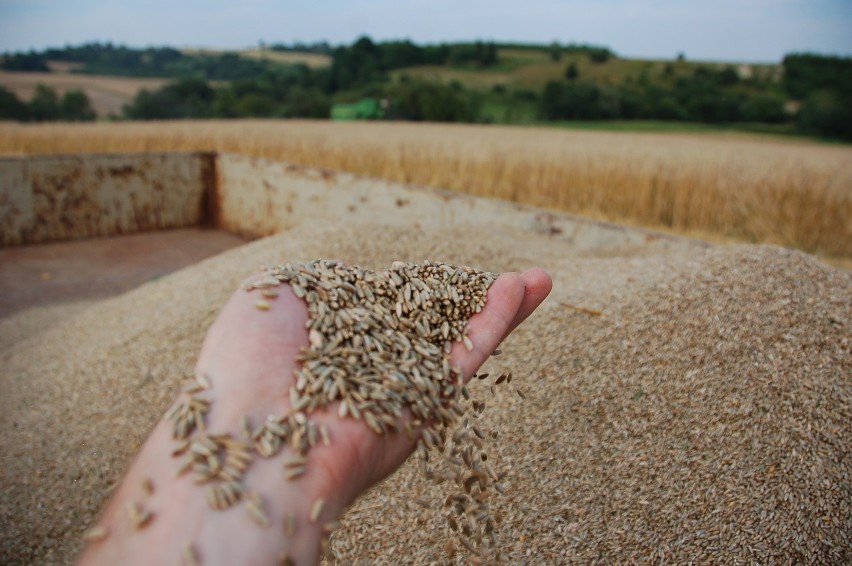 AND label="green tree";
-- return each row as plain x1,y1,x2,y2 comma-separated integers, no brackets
587,48,611,63
29,84,61,121
123,78,214,119
539,81,603,120
330,36,381,90
283,87,330,118
0,50,49,71
233,93,278,117
387,79,479,122
782,53,852,139
447,41,498,68
565,63,579,80
741,93,786,123
648,95,687,120
0,86,30,120
783,53,852,99
797,89,852,139
549,42,562,61
212,89,240,118
59,90,96,121
380,40,427,69
718,66,739,86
